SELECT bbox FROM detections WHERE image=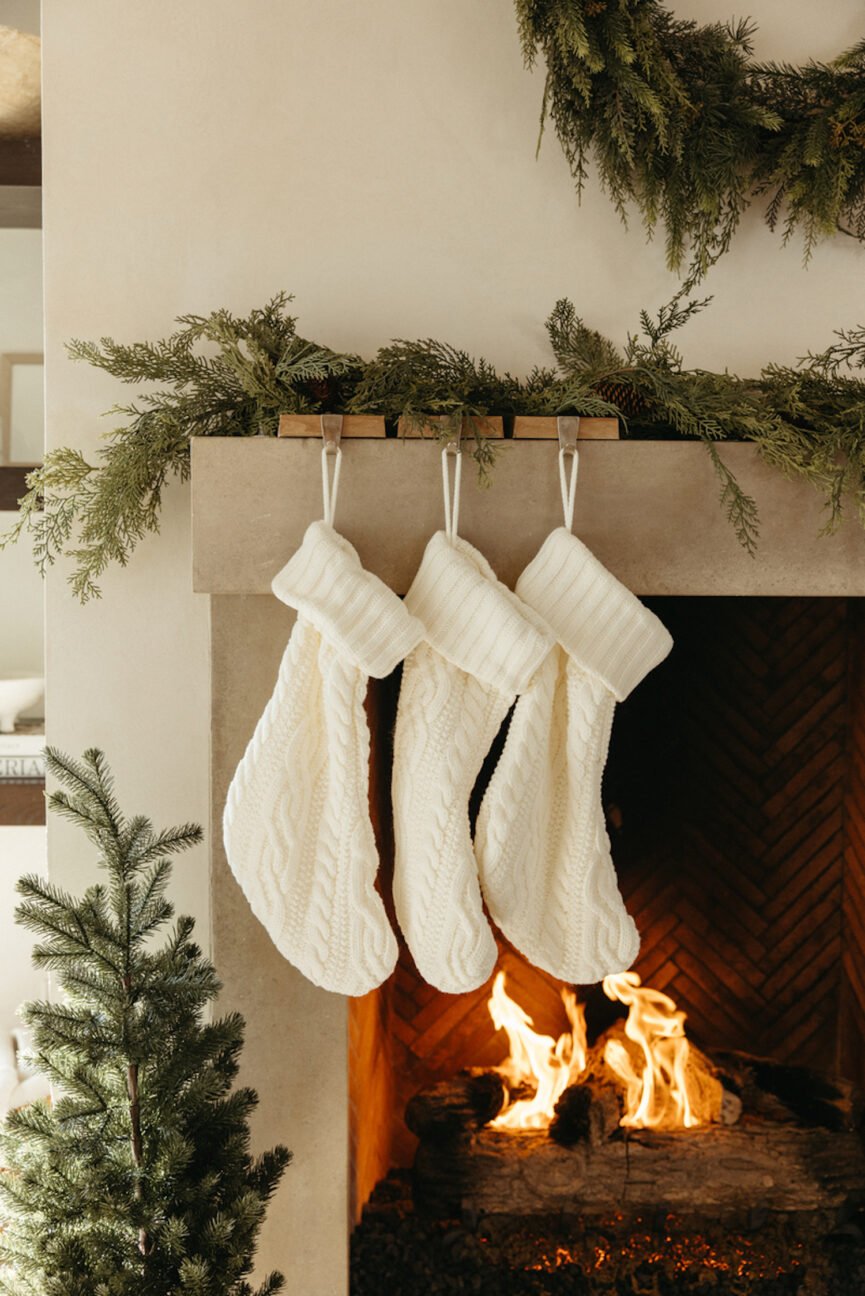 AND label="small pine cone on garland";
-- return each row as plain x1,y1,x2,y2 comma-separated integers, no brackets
299,377,338,407
592,378,650,418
